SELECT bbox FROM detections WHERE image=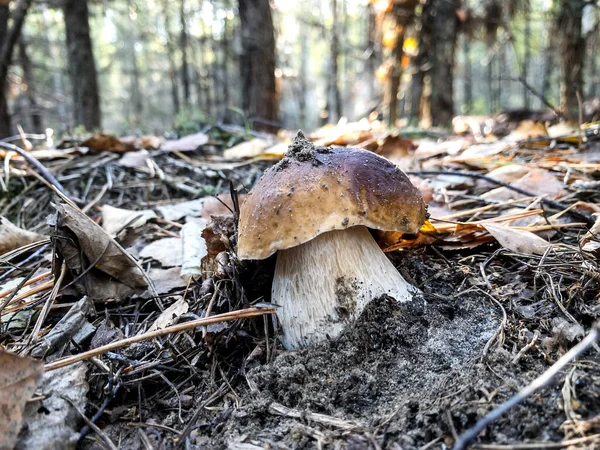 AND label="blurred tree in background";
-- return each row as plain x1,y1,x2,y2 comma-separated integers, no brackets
0,0,597,138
